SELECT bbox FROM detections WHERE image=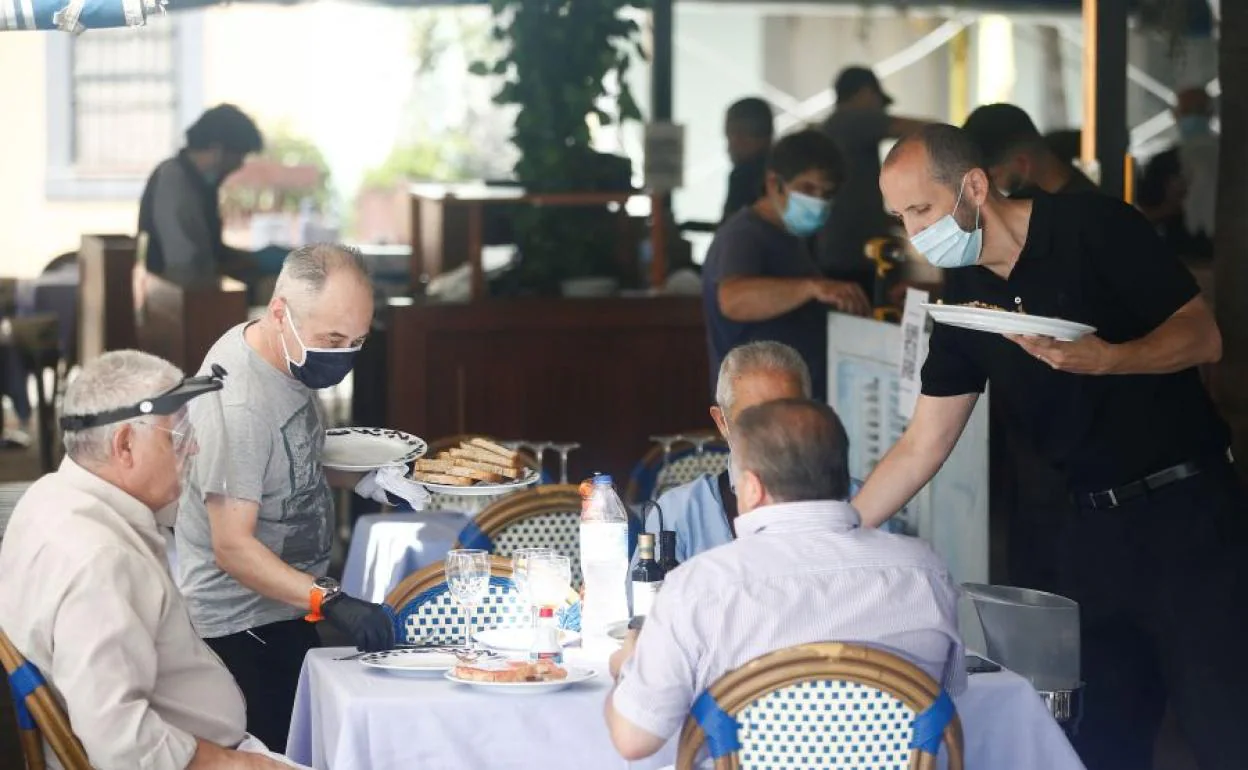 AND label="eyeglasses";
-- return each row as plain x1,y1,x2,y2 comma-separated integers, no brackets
135,420,196,456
